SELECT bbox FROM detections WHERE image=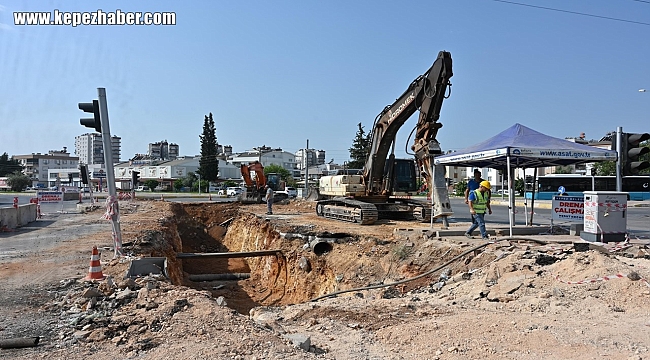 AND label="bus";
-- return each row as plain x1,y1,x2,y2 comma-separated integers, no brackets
531,175,650,200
